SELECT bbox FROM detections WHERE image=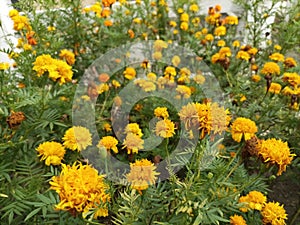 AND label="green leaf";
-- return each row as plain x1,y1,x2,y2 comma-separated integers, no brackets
24,208,41,221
